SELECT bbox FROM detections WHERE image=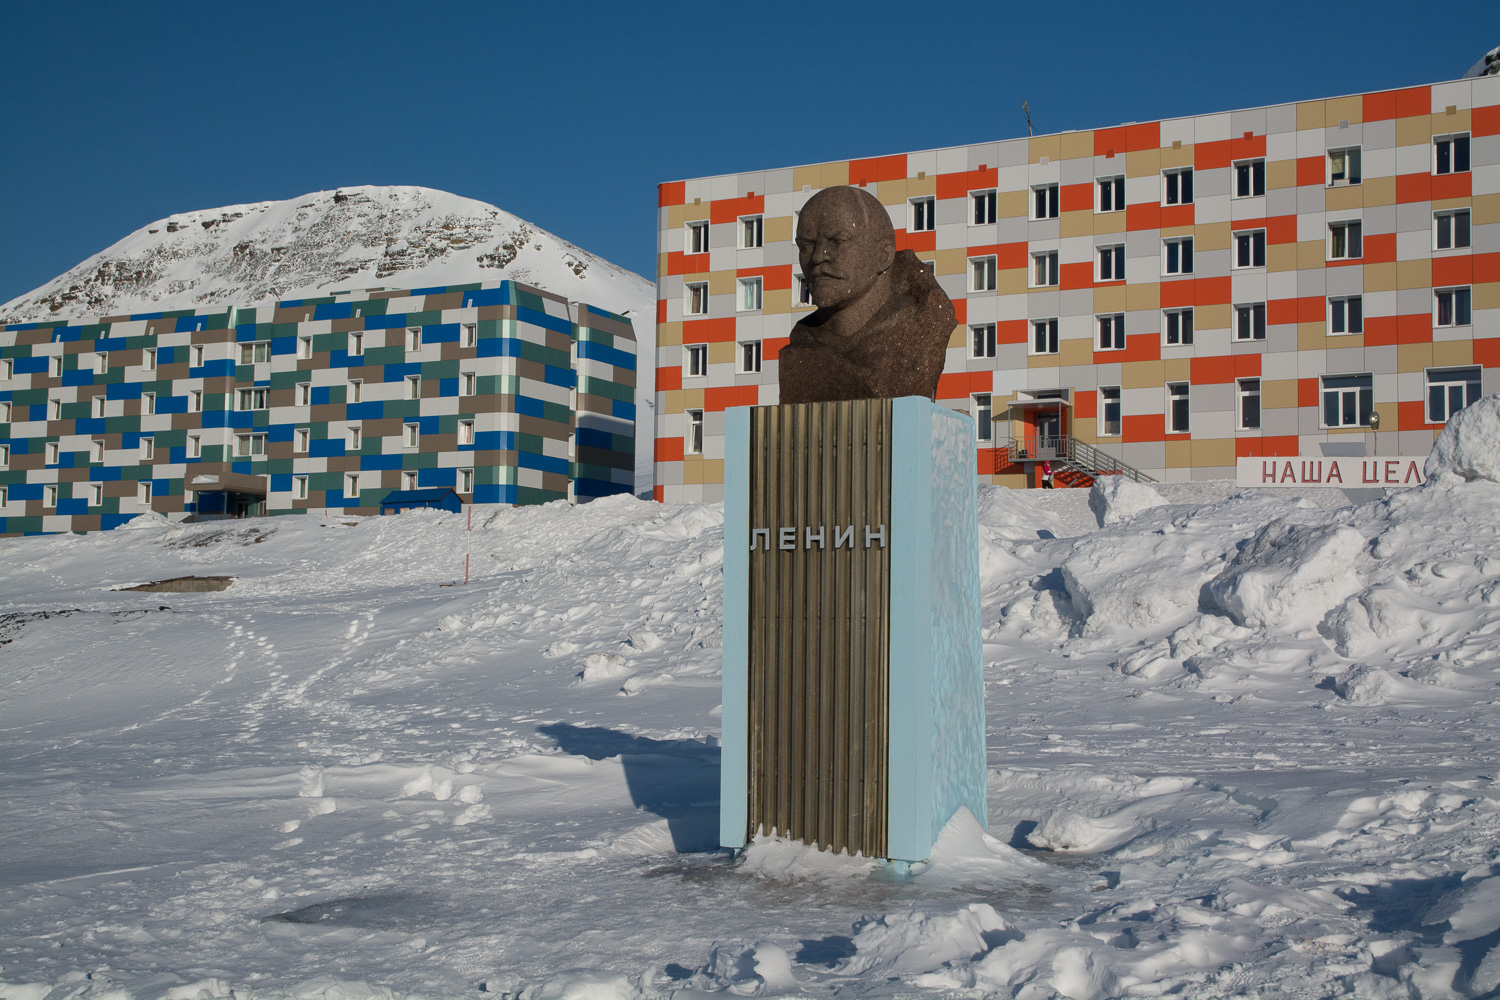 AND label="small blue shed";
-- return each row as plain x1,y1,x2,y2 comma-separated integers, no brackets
379,488,463,515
